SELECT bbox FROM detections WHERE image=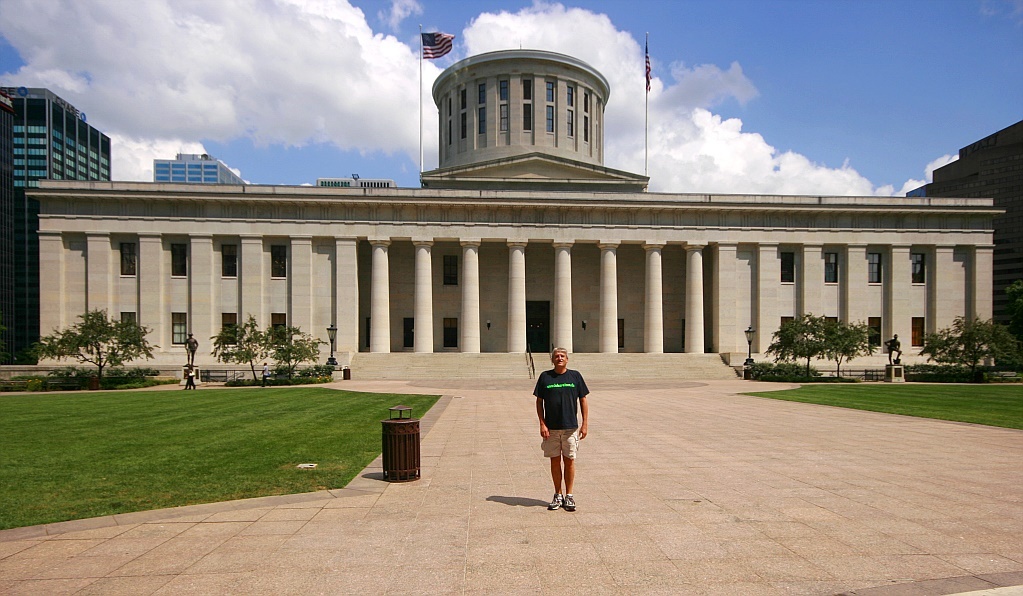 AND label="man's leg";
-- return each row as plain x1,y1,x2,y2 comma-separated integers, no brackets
563,456,575,495
549,457,563,494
